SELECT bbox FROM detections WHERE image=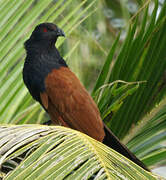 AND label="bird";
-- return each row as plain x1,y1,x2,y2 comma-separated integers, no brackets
23,22,149,171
